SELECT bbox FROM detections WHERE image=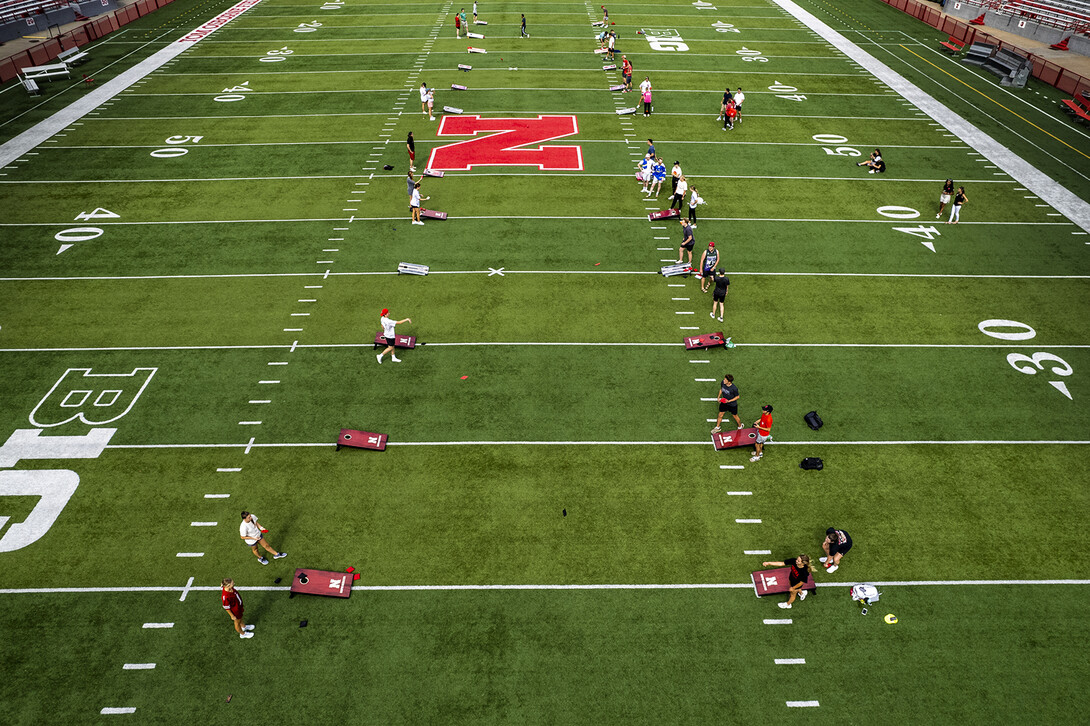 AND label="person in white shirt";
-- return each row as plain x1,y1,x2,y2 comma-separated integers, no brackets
733,87,745,123
639,76,652,96
377,308,413,363
239,511,286,565
637,153,652,194
410,181,429,225
427,88,435,121
670,175,688,211
473,0,478,22
420,83,429,118
687,185,703,227
670,161,683,198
